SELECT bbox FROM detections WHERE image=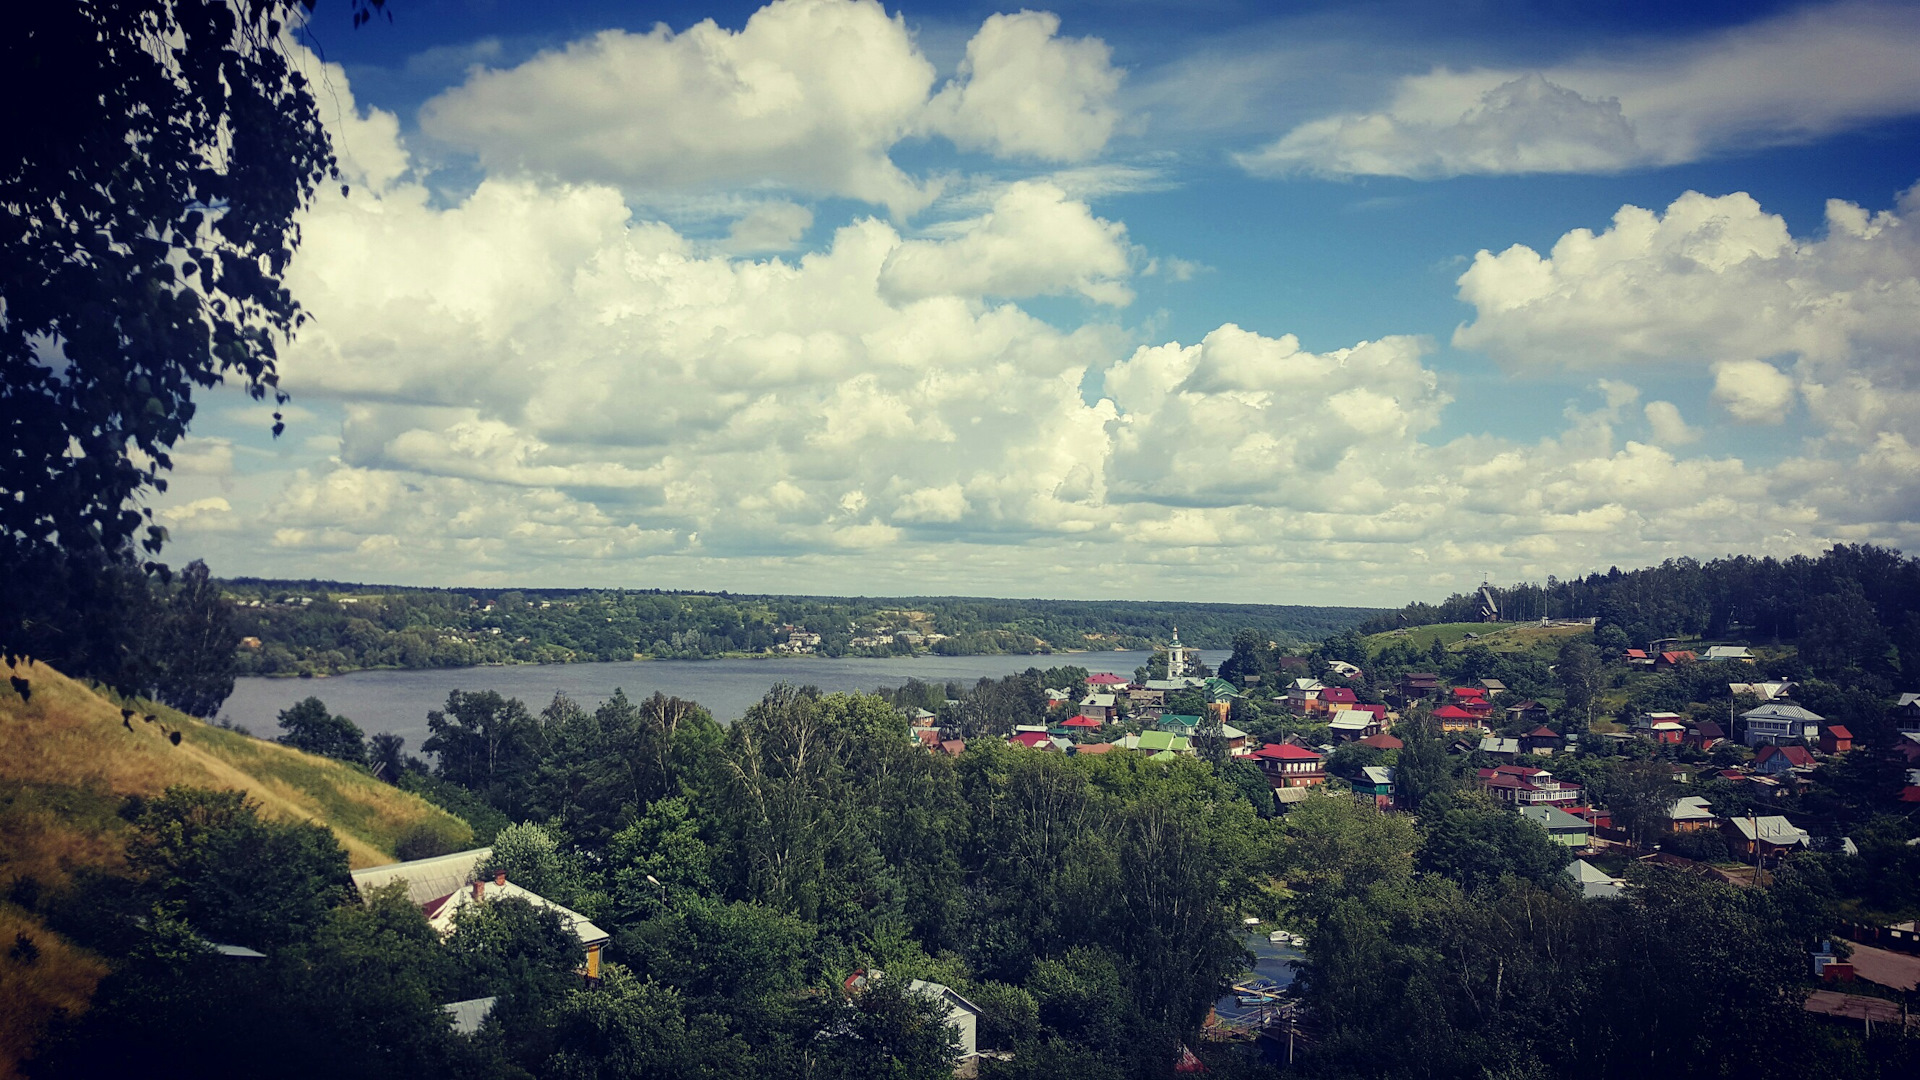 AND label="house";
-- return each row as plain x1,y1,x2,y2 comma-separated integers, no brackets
1636,711,1687,745
1624,648,1652,666
1433,704,1488,733
1396,672,1442,700
1754,744,1816,776
1895,693,1920,732
1061,715,1105,730
1287,678,1326,709
906,980,982,1071
1506,700,1550,727
1478,678,1507,697
1731,680,1796,702
1565,805,1613,830
1684,720,1727,751
1078,693,1118,722
1742,703,1823,747
1353,766,1395,810
352,849,613,980
1520,804,1593,848
1359,732,1404,751
1009,731,1064,751
1253,742,1328,789
1042,689,1070,709
913,728,943,750
1702,645,1753,661
1655,650,1698,669
1475,765,1583,806
910,708,938,725
1520,725,1562,755
1478,736,1521,758
1318,686,1360,709
1326,659,1363,681
1668,795,1718,833
1128,687,1165,709
1158,713,1204,734
1073,741,1118,756
1130,730,1193,756
1566,859,1624,899
1450,686,1487,704
1725,815,1812,864
938,739,966,757
1819,726,1853,755
1087,673,1128,688
1328,713,1381,741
